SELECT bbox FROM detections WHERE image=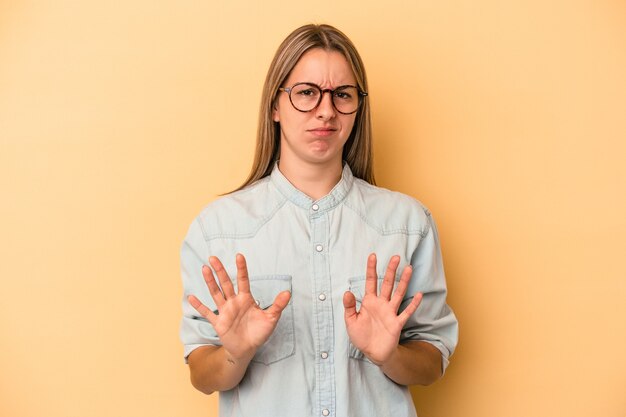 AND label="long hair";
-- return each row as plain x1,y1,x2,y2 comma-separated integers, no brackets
233,24,375,192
